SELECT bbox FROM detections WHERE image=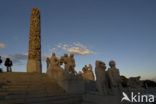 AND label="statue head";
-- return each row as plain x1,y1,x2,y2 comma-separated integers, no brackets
70,54,74,57
89,64,92,67
109,60,116,68
64,54,68,57
82,65,88,73
96,60,106,70
46,57,50,60
52,52,55,57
